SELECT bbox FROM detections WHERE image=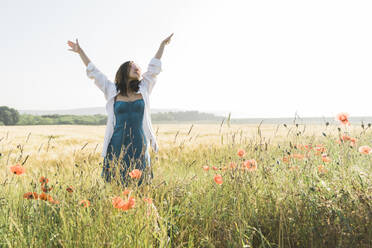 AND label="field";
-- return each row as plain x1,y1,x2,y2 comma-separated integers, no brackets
0,122,371,247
